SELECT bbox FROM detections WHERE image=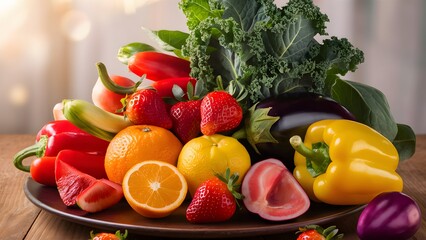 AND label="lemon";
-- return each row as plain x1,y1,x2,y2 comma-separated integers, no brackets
177,134,251,196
